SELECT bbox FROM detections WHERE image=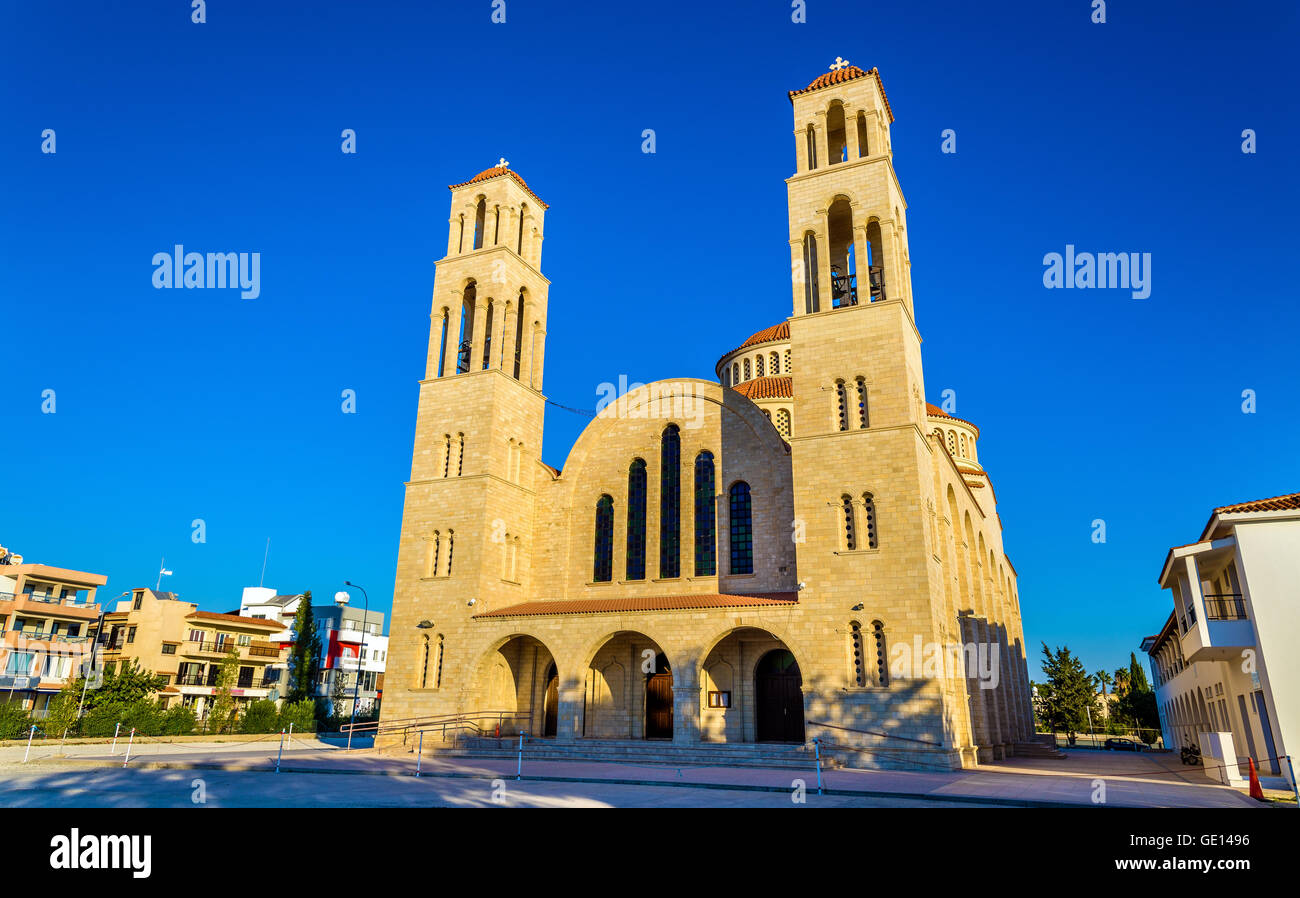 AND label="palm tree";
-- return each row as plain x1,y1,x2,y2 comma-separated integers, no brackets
1096,670,1112,698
